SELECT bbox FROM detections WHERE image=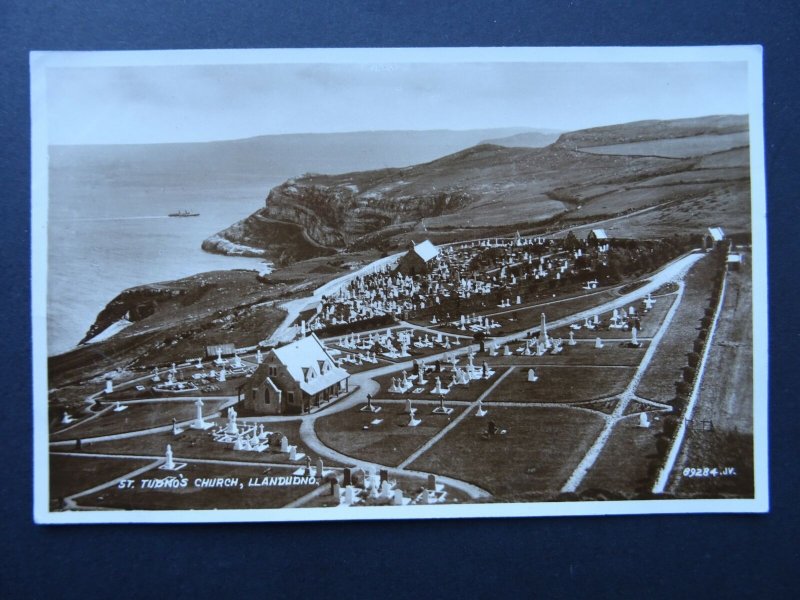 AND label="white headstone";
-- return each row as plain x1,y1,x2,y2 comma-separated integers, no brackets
164,444,176,470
